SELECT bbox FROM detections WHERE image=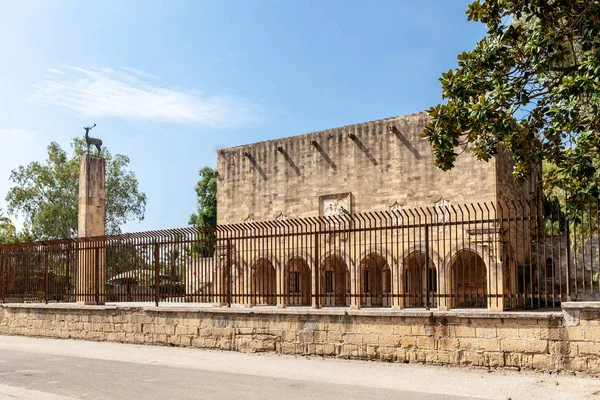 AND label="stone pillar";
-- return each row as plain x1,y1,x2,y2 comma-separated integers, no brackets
276,265,286,308
437,267,449,311
311,266,319,309
391,264,405,310
77,155,106,305
487,261,505,312
350,261,360,310
212,266,227,307
213,248,229,307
